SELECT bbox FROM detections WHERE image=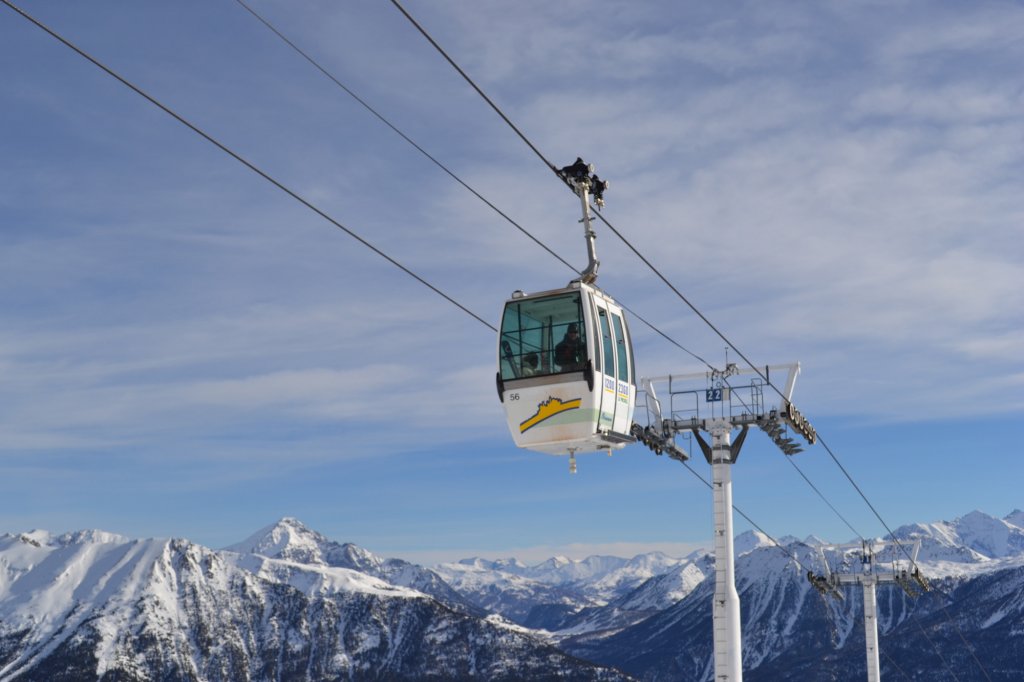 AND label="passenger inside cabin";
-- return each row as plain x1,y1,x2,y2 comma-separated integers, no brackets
555,323,585,371
521,352,539,376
